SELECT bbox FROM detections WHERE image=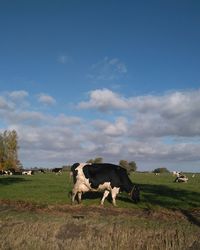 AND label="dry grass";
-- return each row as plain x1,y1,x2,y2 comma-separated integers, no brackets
0,202,200,250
